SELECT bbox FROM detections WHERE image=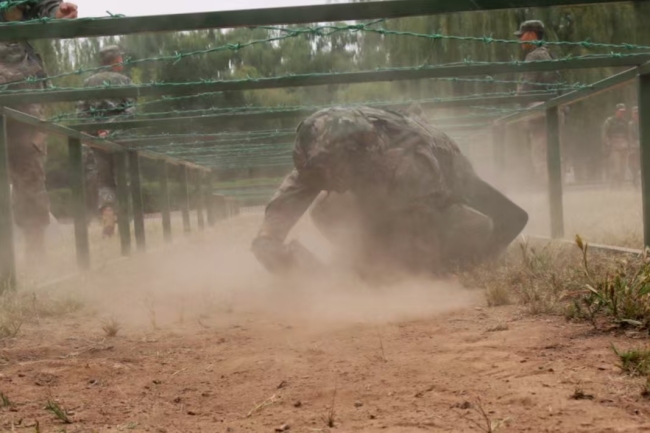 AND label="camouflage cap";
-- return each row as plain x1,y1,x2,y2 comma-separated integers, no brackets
616,103,627,111
514,20,545,38
99,45,123,65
